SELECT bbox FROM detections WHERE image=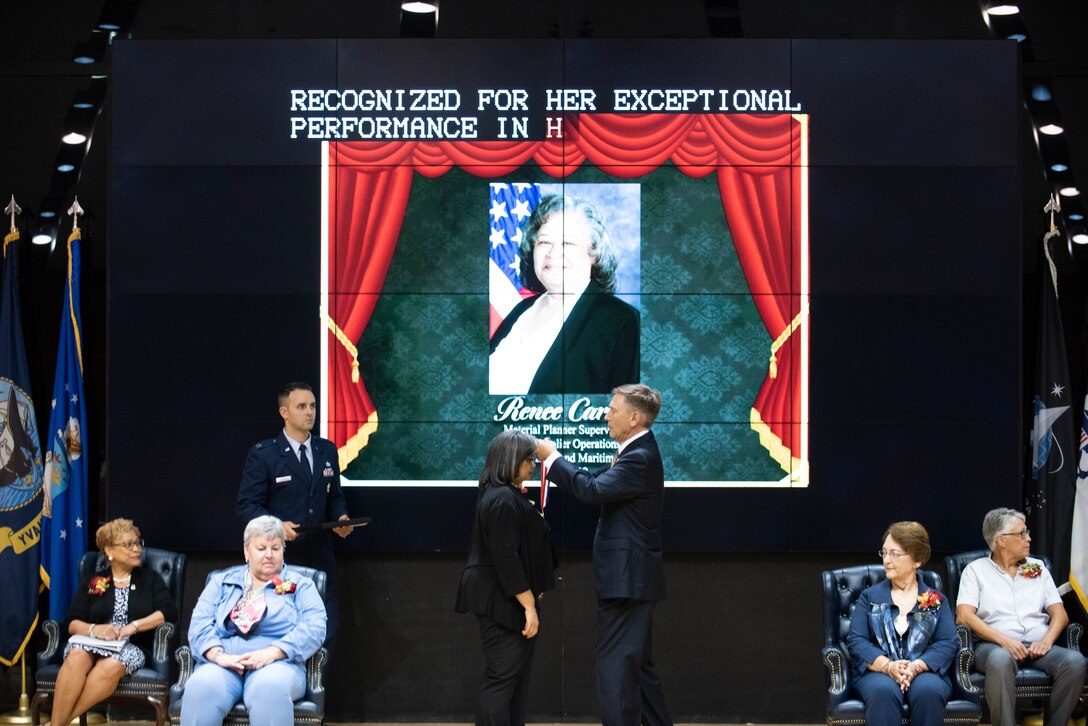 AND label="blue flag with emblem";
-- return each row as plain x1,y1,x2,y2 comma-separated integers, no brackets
40,225,89,621
0,224,45,665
